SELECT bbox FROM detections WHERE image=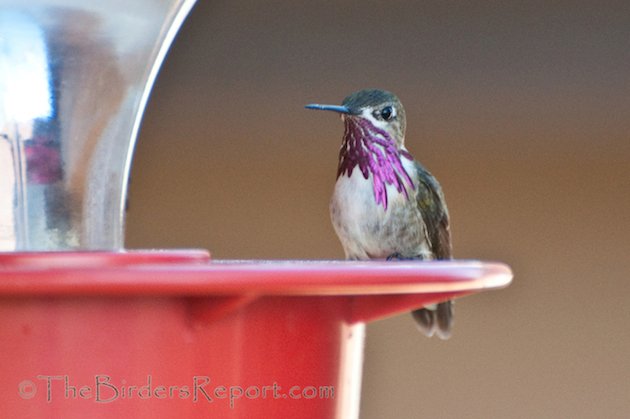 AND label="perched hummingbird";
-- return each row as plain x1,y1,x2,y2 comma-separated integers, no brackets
306,89,453,338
